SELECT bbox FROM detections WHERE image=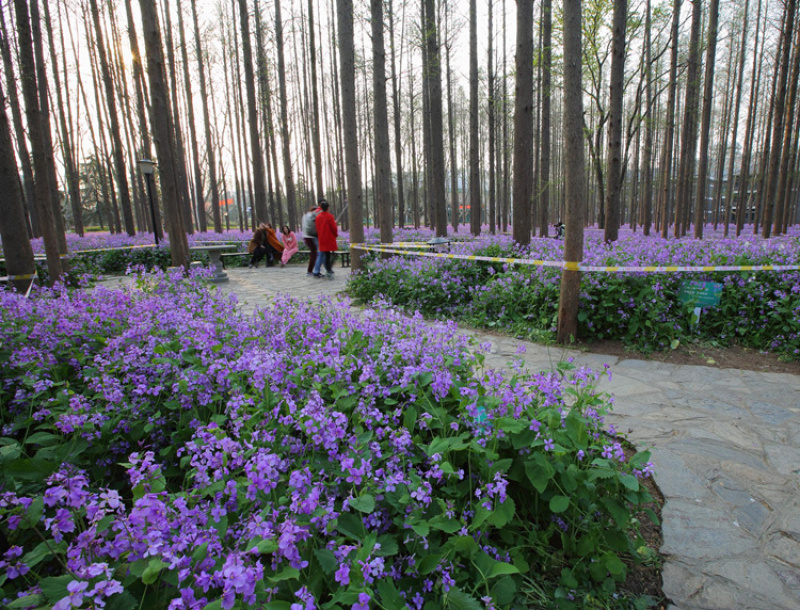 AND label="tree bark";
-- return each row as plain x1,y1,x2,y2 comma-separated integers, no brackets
762,0,797,237
337,0,364,269
372,0,393,245
557,0,585,344
0,8,37,236
512,0,533,245
604,0,627,243
424,0,447,236
0,75,36,292
488,0,496,234
388,0,405,229
642,0,654,236
191,0,222,232
469,0,480,235
693,0,720,238
538,0,552,237
13,0,62,282
138,0,189,267
275,0,298,229
237,0,269,223
89,0,134,236
659,0,681,237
